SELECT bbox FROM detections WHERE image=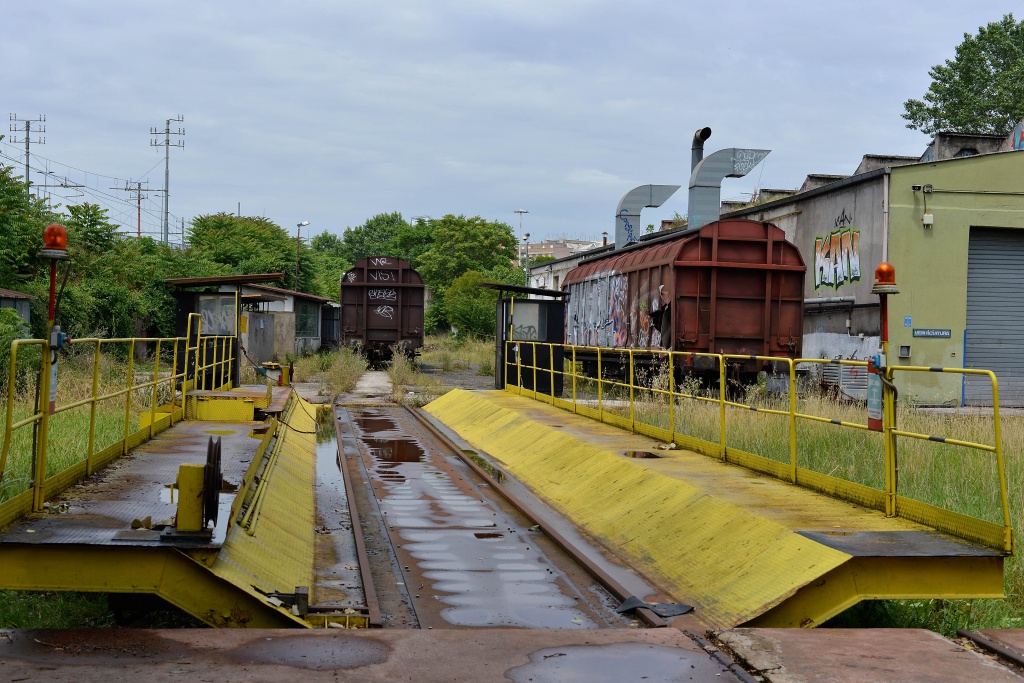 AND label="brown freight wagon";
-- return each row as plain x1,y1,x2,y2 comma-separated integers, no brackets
339,256,425,363
562,218,805,383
